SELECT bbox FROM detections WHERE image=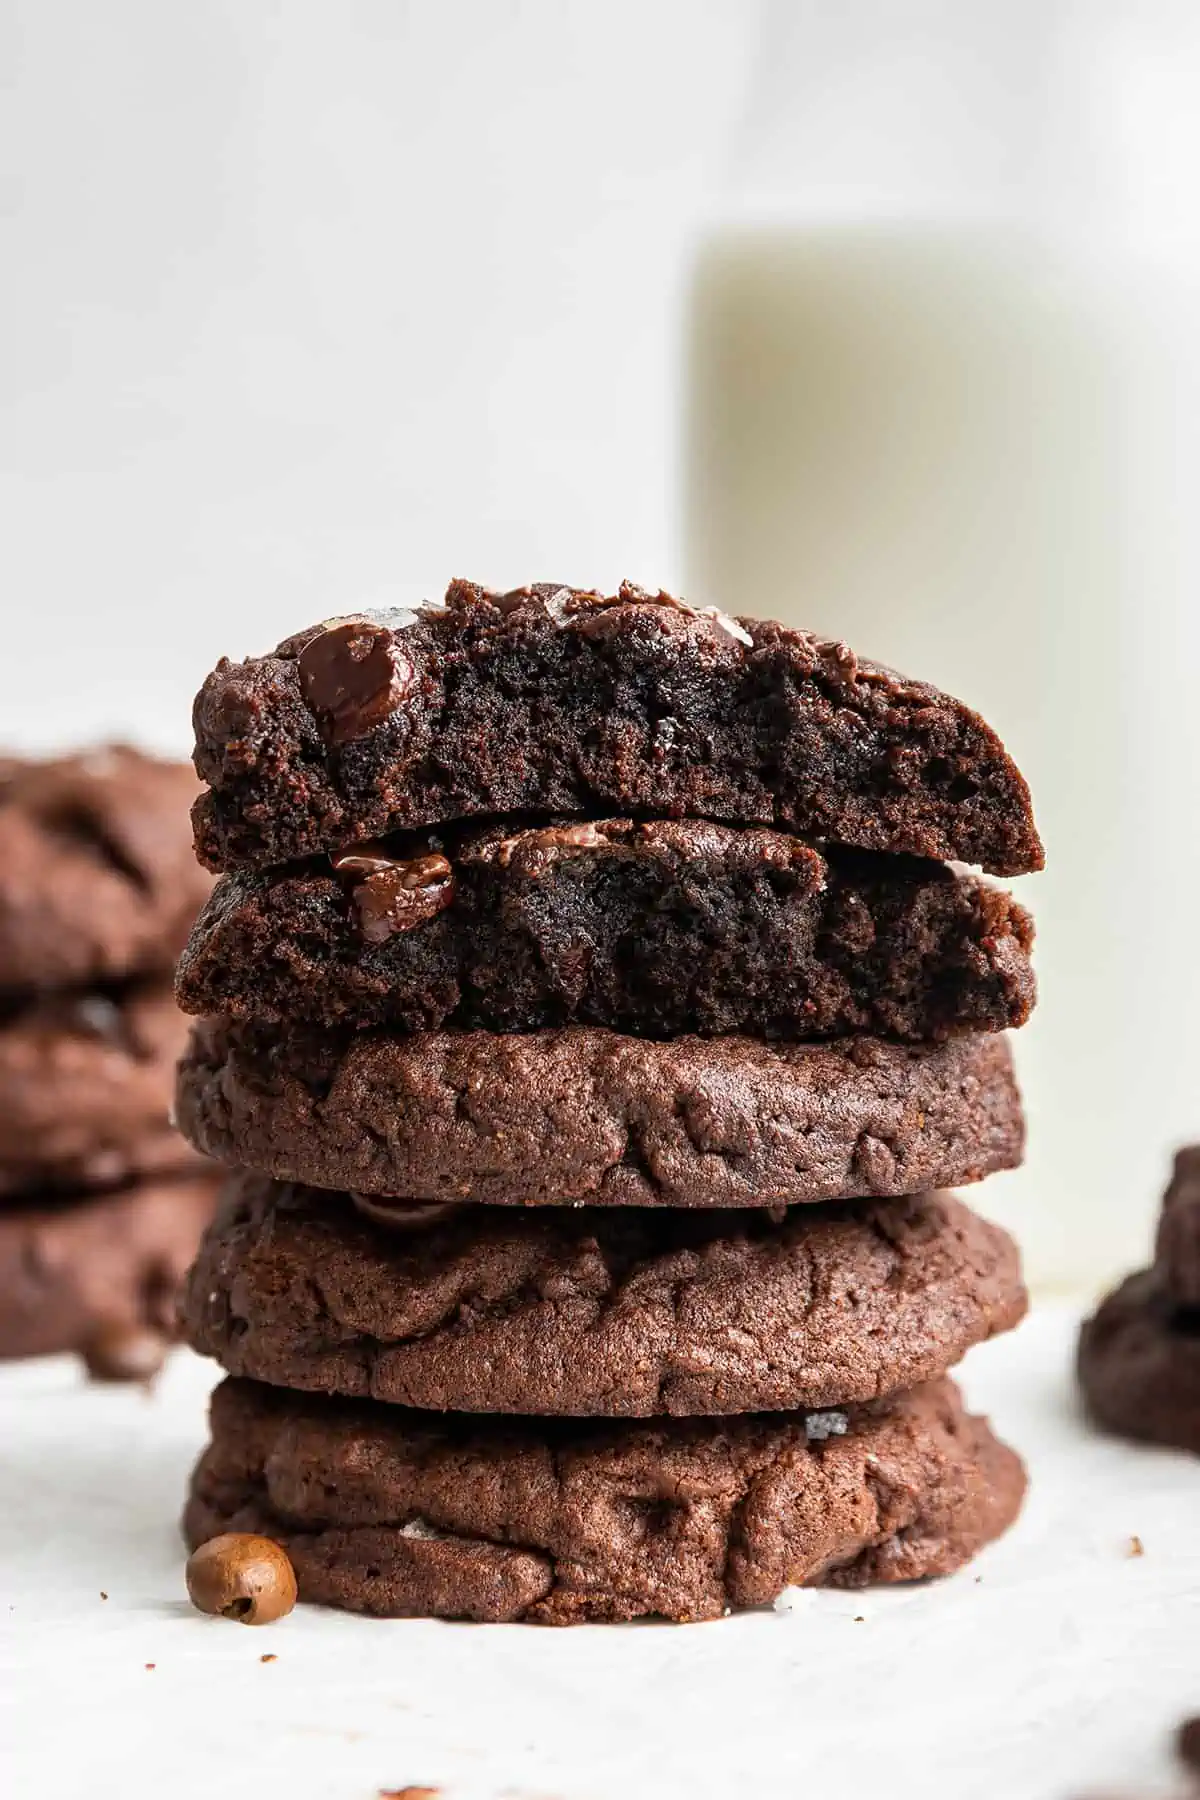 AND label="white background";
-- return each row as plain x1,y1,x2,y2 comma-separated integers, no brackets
1,0,754,748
